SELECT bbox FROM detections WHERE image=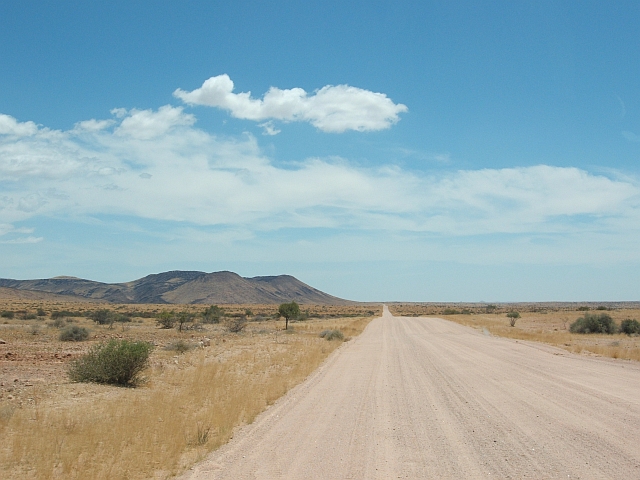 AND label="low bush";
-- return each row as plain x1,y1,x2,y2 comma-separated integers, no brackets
69,339,153,387
202,305,224,324
319,329,344,341
1,311,14,319
164,339,192,354
569,313,616,334
156,310,176,329
113,313,131,323
49,317,65,328
59,325,90,341
226,316,248,333
620,319,640,335
90,309,113,325
577,306,590,311
443,308,459,315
